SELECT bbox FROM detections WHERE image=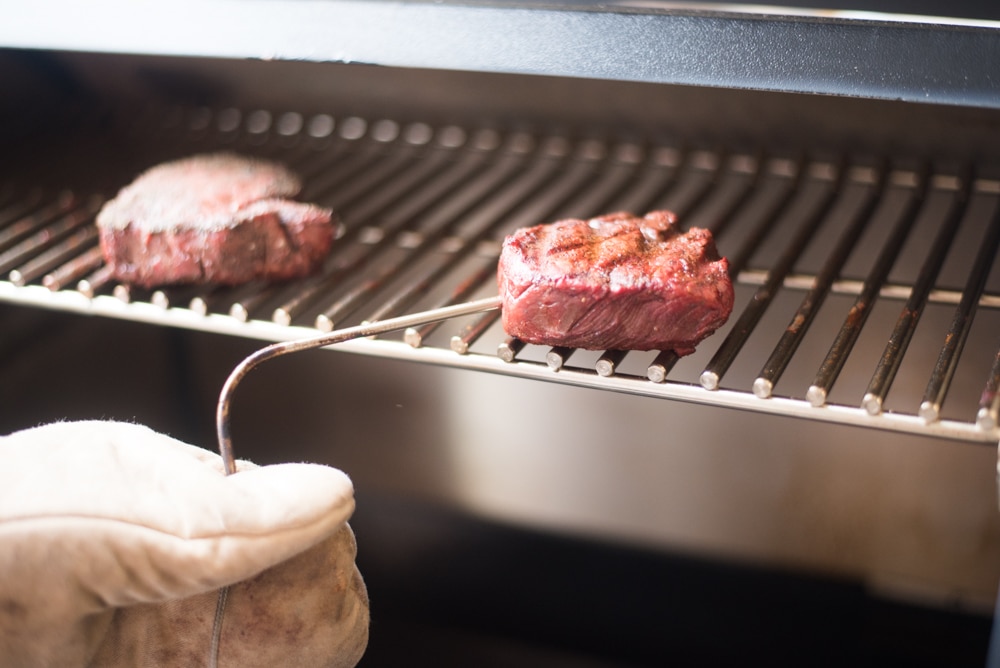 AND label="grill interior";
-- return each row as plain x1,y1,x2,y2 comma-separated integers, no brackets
4,8,1000,666
1,104,998,445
